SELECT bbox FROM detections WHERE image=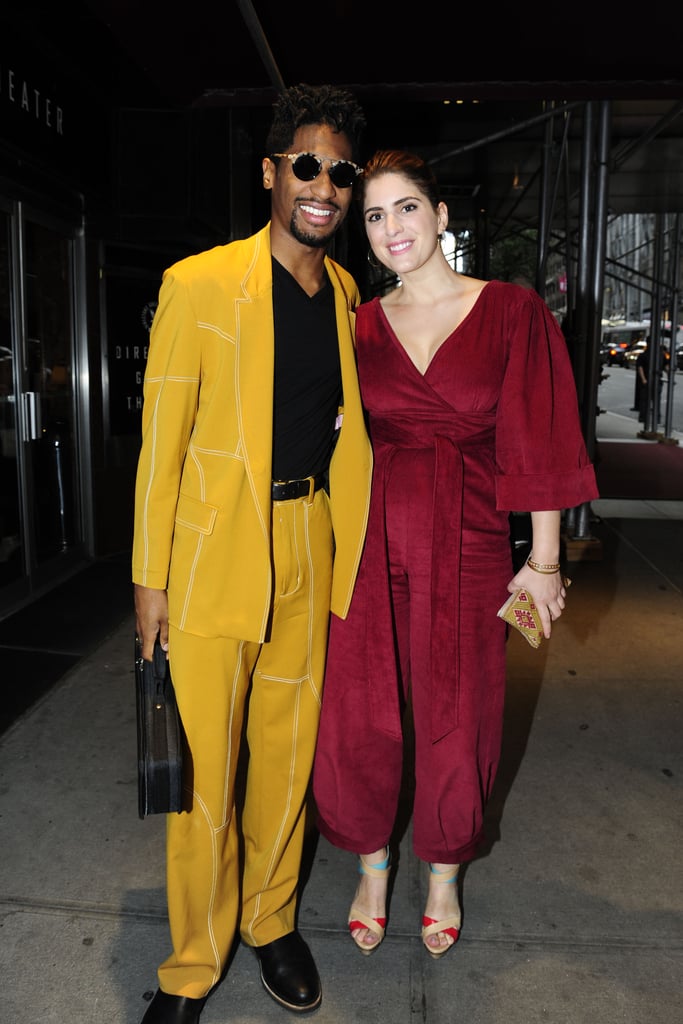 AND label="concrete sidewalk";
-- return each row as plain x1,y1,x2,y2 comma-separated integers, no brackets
1,496,682,1024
